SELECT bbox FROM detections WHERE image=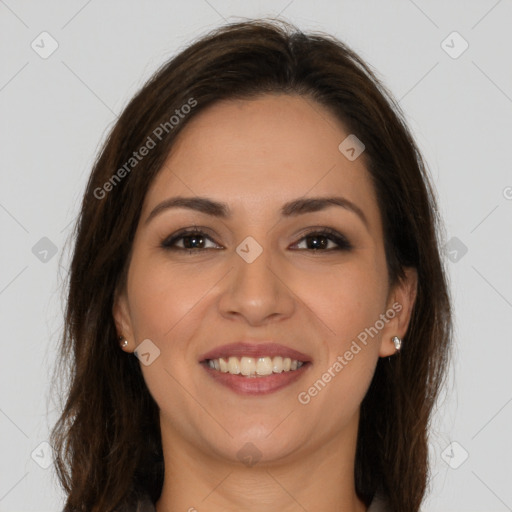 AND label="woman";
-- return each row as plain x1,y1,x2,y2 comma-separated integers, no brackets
50,18,452,512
